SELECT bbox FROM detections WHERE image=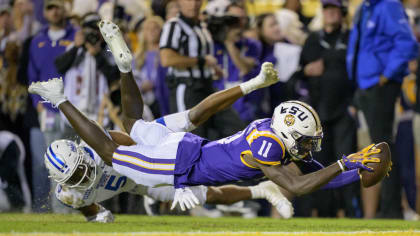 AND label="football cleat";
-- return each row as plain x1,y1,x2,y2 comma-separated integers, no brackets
258,181,294,219
28,77,67,107
98,20,133,73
